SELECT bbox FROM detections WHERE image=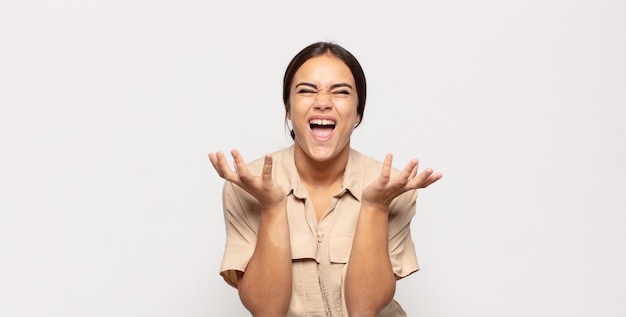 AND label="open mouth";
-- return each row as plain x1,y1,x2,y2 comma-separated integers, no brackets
309,119,336,130
309,119,336,140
